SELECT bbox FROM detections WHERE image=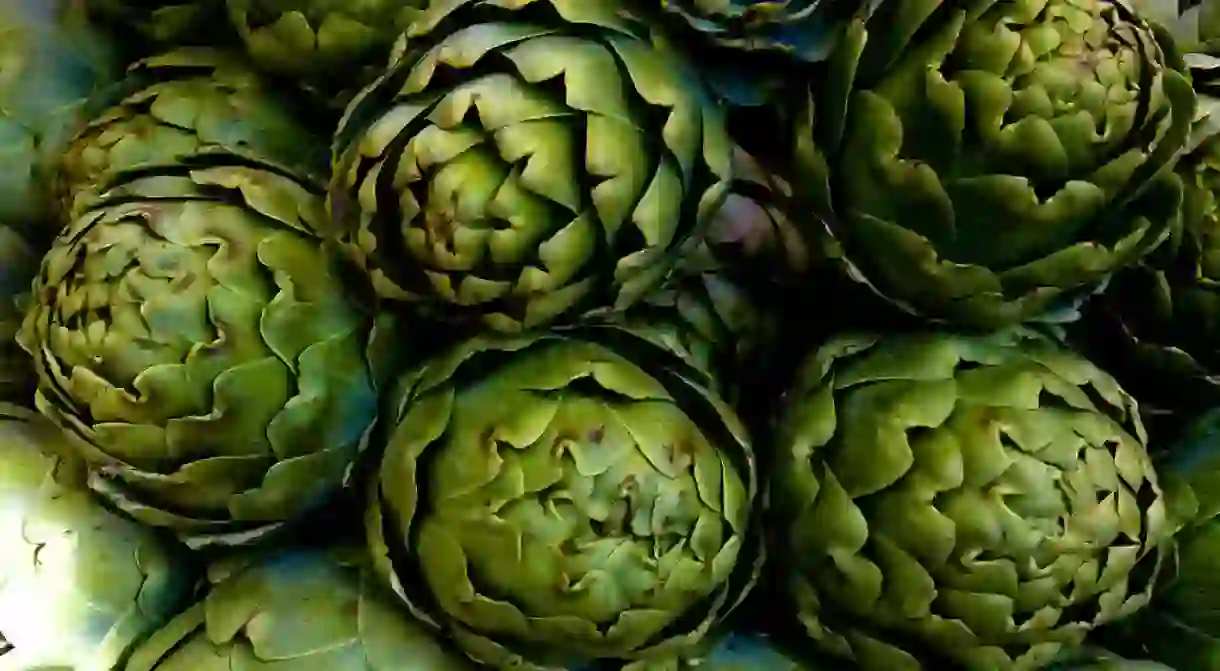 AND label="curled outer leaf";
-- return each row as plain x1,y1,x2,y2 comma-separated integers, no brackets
19,152,394,549
771,330,1169,671
125,547,474,671
329,0,735,333
60,48,329,218
227,0,427,83
0,402,195,670
788,0,1197,329
366,327,762,670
